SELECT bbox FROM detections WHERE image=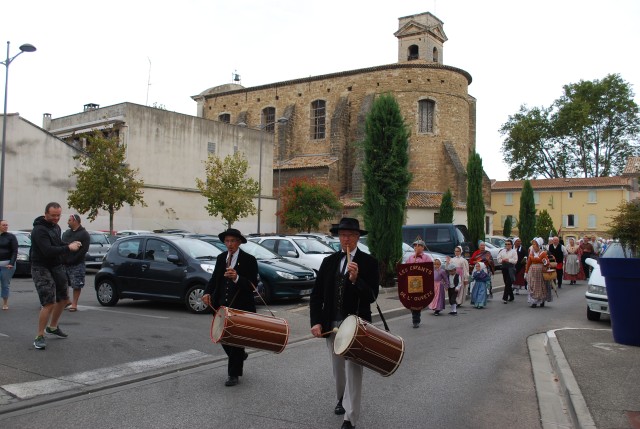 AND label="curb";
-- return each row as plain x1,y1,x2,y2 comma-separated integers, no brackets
545,329,597,429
